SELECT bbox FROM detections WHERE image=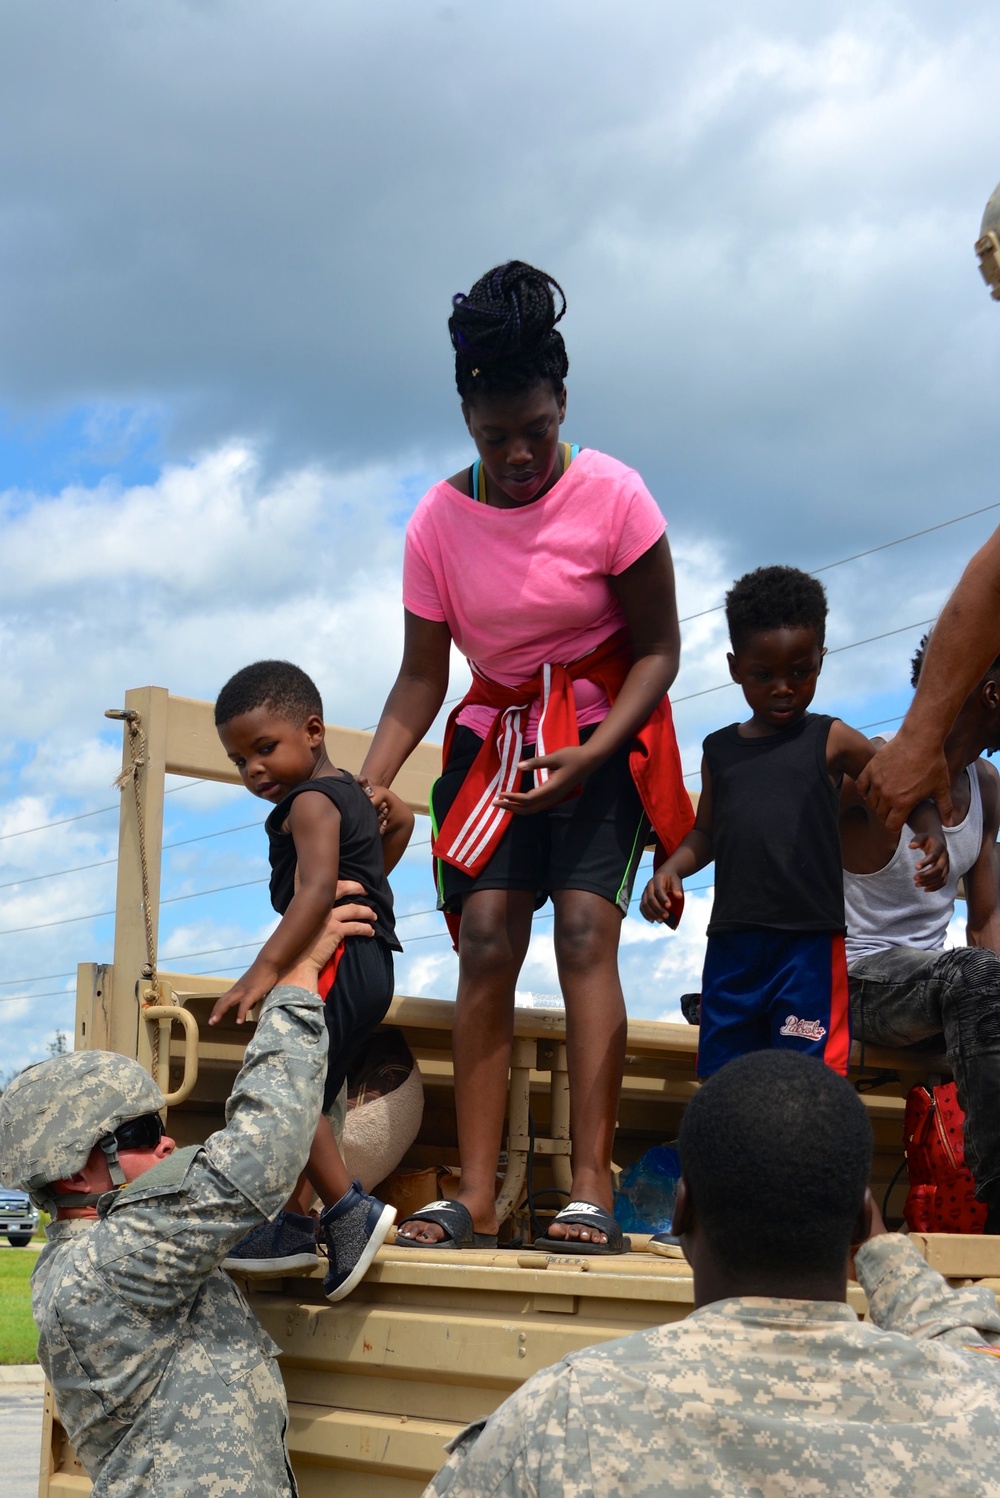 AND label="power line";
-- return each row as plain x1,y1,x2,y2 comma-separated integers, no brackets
0,854,117,892
0,985,76,1006
0,775,213,845
0,819,265,895
0,968,76,988
677,500,1000,625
